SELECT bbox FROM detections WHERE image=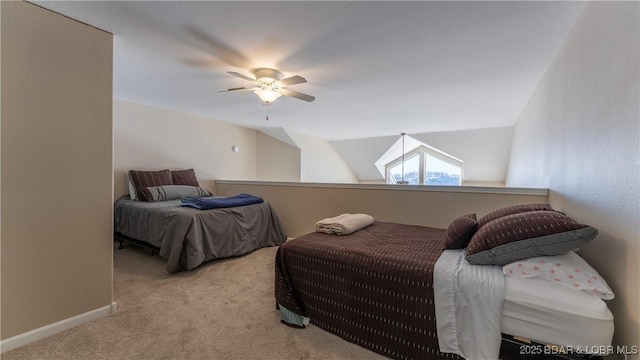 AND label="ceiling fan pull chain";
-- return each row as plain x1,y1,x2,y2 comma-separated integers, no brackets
265,102,270,121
